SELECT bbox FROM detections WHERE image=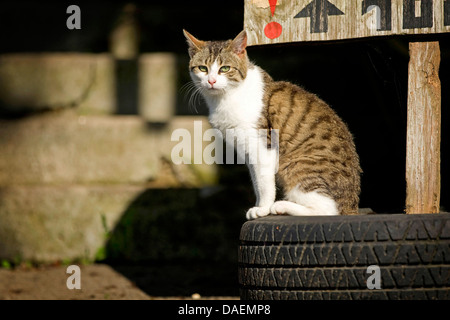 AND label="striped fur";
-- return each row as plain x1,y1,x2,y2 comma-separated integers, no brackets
260,78,361,214
184,30,361,217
